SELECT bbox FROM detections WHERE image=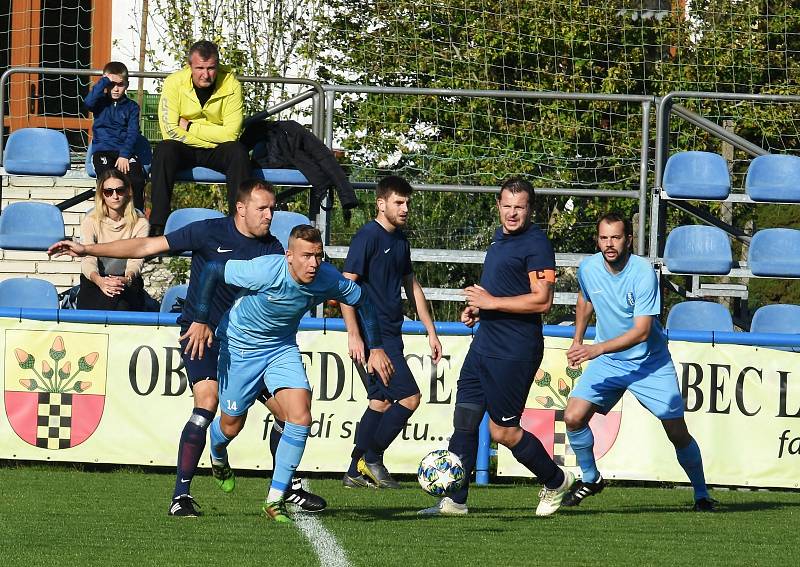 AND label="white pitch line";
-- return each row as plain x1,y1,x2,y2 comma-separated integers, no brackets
293,481,351,567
